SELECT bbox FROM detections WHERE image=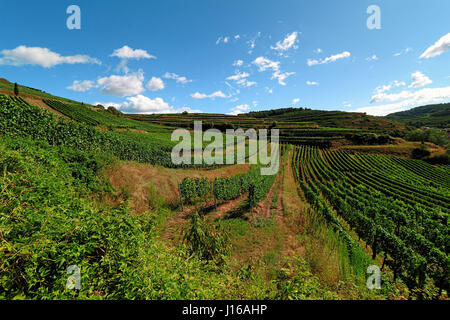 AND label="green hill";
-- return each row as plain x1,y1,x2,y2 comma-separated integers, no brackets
385,103,450,128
